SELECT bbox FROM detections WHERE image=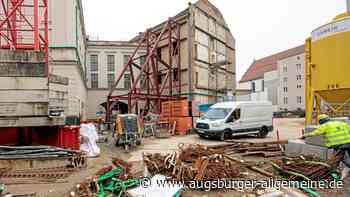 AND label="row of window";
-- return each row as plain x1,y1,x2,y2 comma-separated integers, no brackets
282,75,303,83
90,54,141,89
282,63,302,73
91,54,134,73
283,96,302,104
91,73,130,89
90,54,175,89
282,84,303,92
